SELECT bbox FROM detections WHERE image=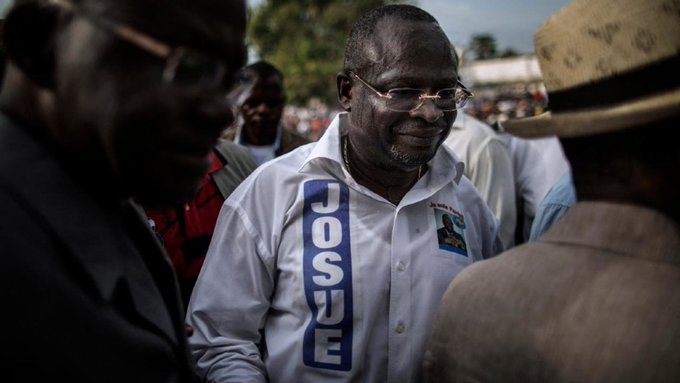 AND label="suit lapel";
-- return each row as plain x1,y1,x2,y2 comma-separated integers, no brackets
0,120,182,346
121,201,188,343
